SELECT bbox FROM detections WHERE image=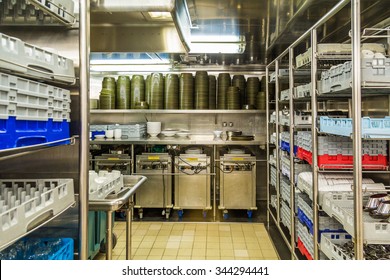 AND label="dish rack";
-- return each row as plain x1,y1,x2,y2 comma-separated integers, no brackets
89,170,123,200
0,178,75,250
